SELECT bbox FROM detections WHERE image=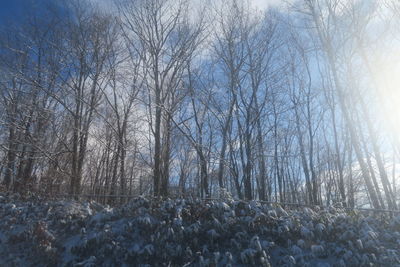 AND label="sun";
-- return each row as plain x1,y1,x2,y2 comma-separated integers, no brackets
371,49,400,140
